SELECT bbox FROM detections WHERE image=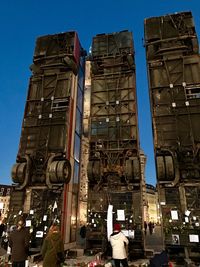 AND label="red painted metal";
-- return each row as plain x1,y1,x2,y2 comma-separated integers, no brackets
73,32,80,65
62,97,74,237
